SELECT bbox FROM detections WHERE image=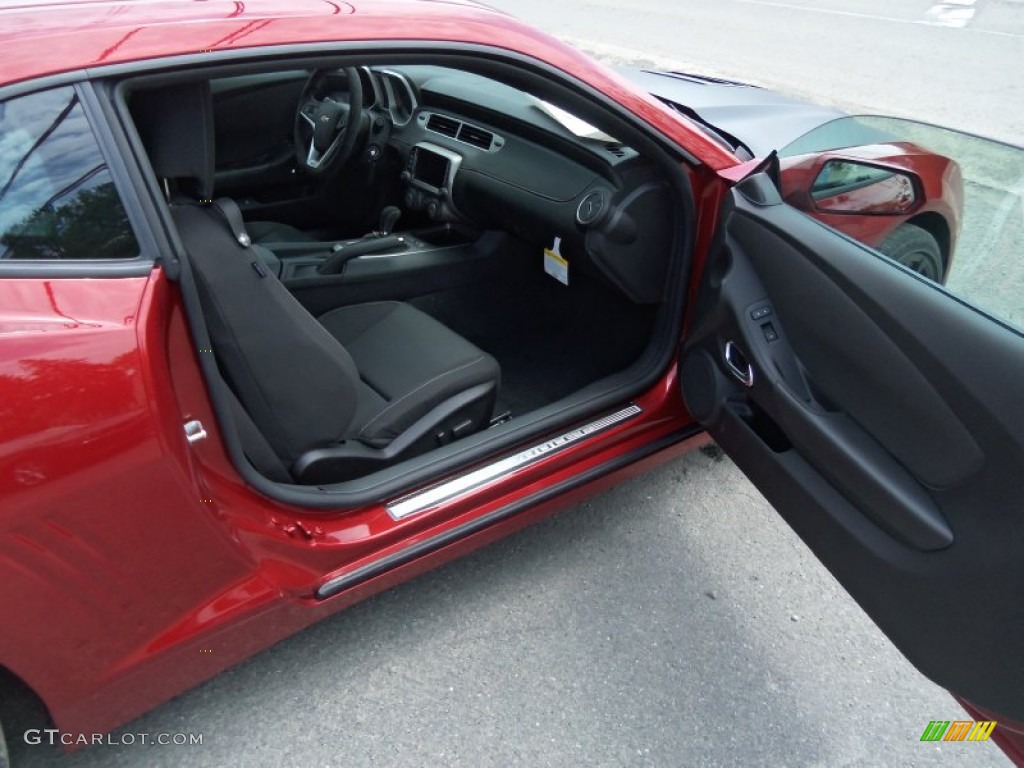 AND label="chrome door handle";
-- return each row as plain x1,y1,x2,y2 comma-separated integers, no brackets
724,341,754,387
